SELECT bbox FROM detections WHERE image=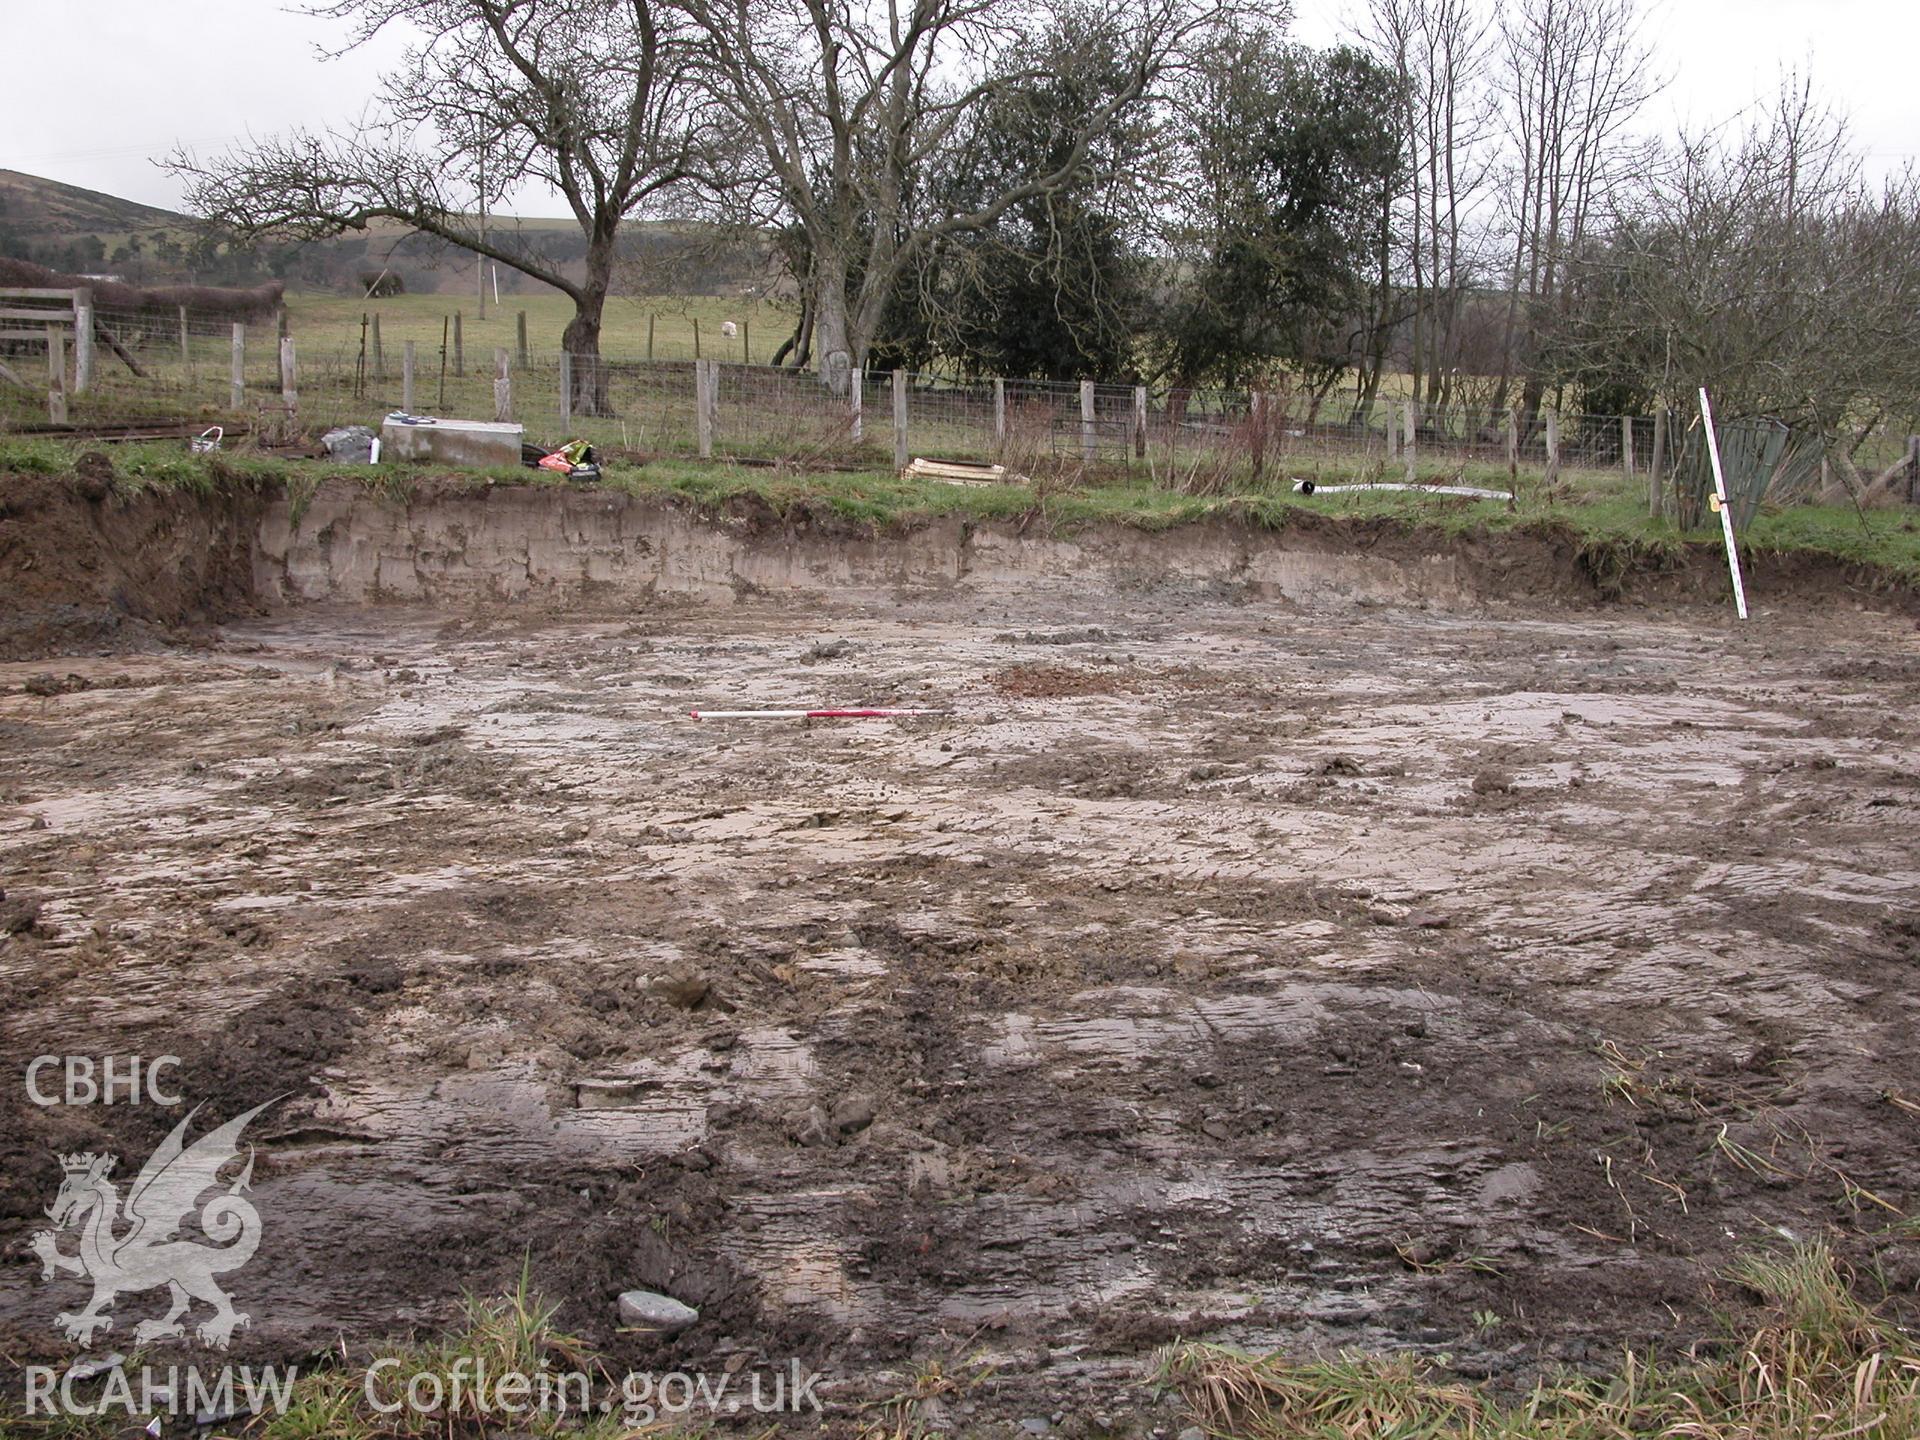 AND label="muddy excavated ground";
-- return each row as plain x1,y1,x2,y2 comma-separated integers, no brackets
3,565,1920,1429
